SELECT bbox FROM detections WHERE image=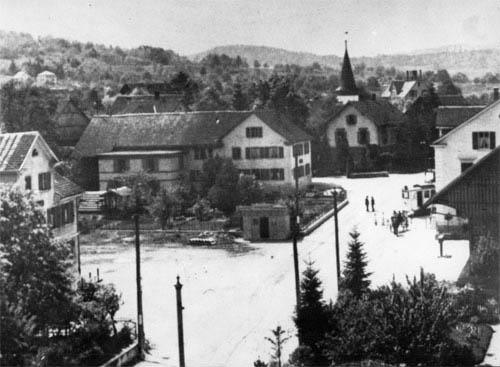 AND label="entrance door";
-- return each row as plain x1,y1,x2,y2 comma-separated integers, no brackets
259,217,270,239
416,191,423,208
